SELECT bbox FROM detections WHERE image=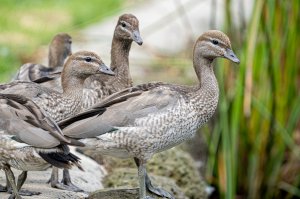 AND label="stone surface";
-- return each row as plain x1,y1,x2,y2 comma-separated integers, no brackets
84,147,207,199
89,188,139,199
0,147,106,199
